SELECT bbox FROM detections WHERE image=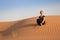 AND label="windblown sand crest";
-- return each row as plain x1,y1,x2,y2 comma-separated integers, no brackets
0,16,60,40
